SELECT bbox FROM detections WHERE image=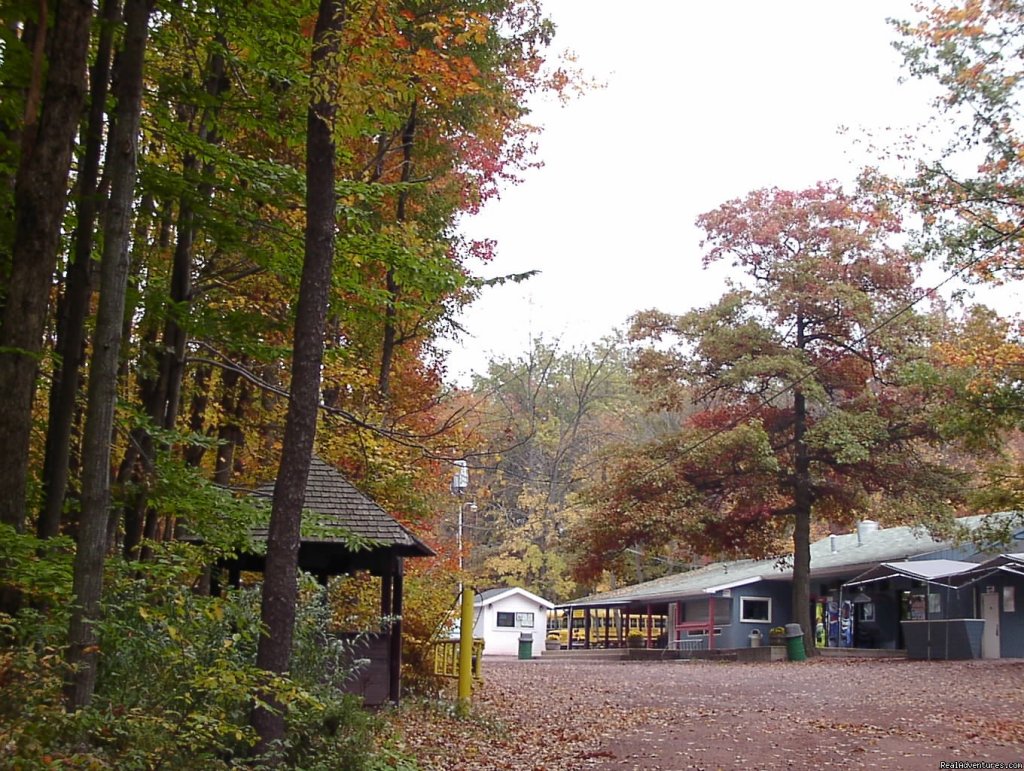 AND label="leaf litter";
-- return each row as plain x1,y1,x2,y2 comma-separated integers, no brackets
383,657,1024,770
